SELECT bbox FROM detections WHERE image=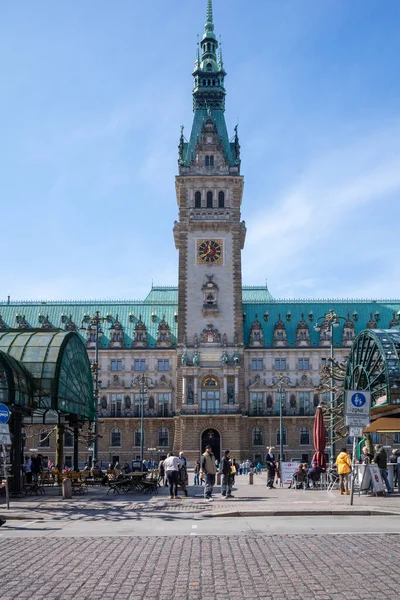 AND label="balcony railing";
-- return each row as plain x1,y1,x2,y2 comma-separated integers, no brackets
180,406,242,415
99,409,174,418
